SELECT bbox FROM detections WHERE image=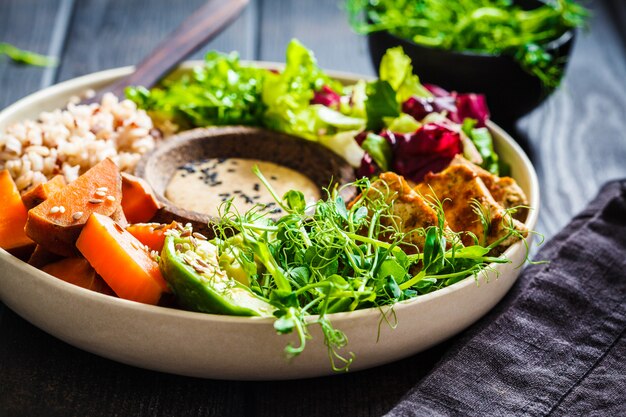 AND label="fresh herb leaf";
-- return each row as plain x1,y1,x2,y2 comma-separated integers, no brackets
365,80,400,131
462,117,500,174
0,43,56,67
361,132,393,171
126,51,266,129
379,46,431,101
